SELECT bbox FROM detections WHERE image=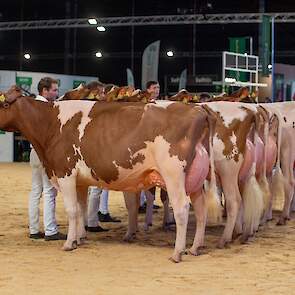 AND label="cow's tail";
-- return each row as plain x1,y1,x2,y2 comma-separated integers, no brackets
242,163,264,239
271,112,285,210
202,106,222,224
242,114,264,240
257,107,271,214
